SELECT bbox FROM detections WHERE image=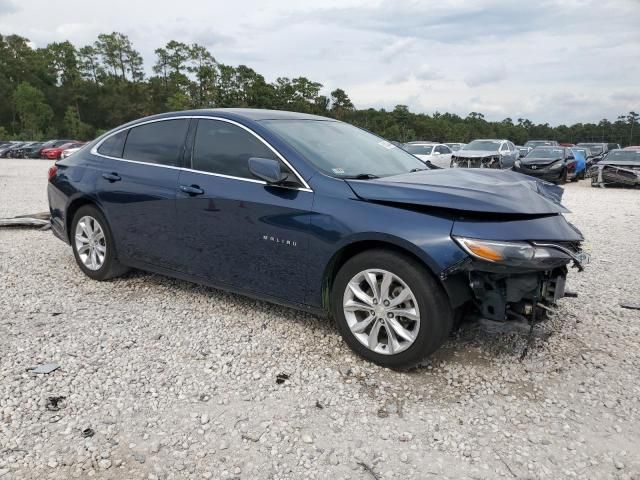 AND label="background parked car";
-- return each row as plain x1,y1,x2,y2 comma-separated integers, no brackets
403,142,453,168
576,142,608,164
524,140,559,149
40,141,79,160
13,141,43,158
60,143,86,159
0,141,26,158
624,146,640,151
450,139,519,169
589,149,640,188
517,146,531,157
445,142,466,152
607,143,621,151
31,139,74,159
513,146,577,184
569,147,587,179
